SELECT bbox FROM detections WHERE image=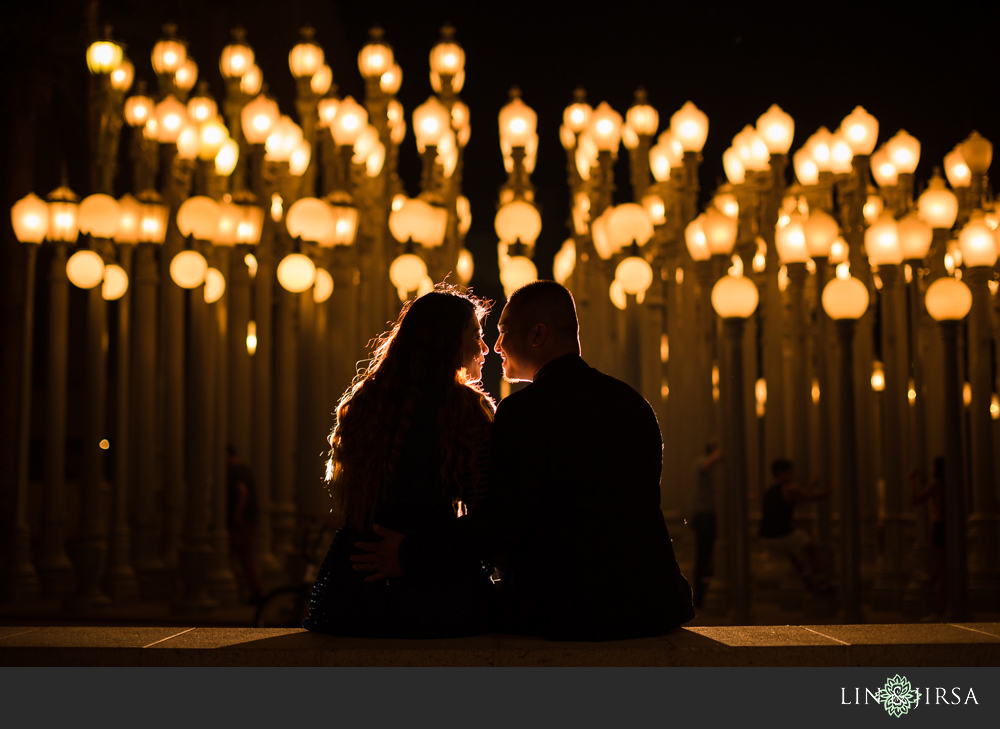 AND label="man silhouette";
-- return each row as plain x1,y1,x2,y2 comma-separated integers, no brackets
354,281,694,639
